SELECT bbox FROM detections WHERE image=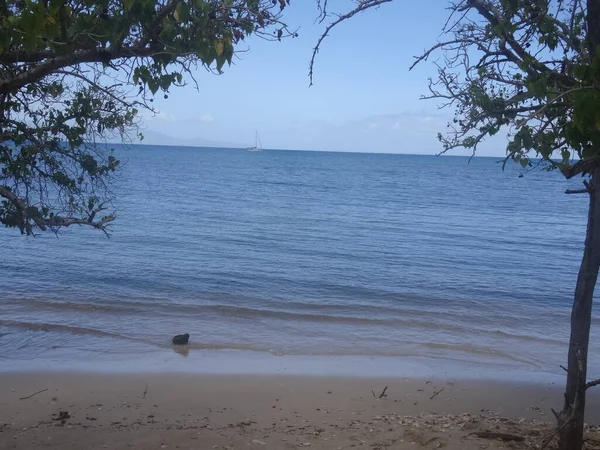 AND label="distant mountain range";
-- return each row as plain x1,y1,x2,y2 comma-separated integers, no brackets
130,130,244,149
